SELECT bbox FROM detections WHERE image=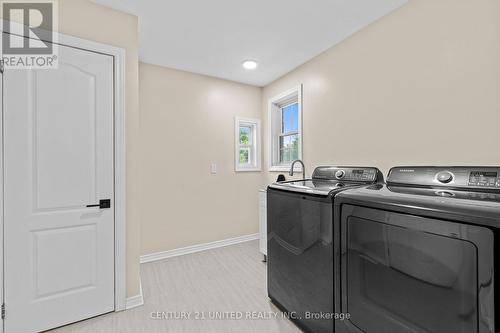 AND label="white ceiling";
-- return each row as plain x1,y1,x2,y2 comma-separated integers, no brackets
95,0,407,86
